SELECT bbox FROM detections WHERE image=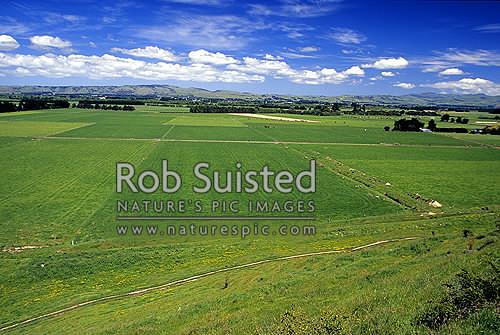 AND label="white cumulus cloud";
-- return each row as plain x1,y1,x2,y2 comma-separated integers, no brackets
287,68,348,85
363,57,409,69
227,56,363,85
263,54,283,60
343,66,365,76
228,57,293,76
111,46,178,62
439,68,464,76
424,78,500,96
0,35,20,51
0,52,264,83
393,82,415,89
381,71,395,77
188,49,238,65
29,35,72,50
0,46,401,87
